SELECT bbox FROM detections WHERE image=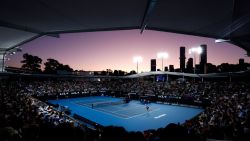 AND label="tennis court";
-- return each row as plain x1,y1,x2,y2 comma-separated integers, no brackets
48,96,203,131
